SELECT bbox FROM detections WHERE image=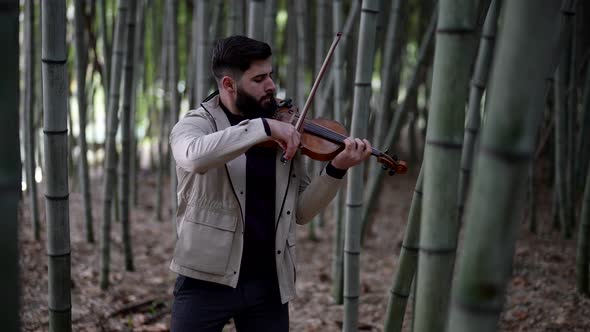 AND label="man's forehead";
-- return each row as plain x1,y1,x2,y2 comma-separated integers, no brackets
244,58,273,76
